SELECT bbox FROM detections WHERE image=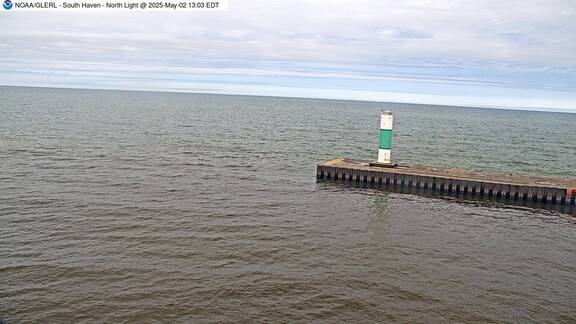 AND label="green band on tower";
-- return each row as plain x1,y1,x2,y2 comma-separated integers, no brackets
379,129,393,149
